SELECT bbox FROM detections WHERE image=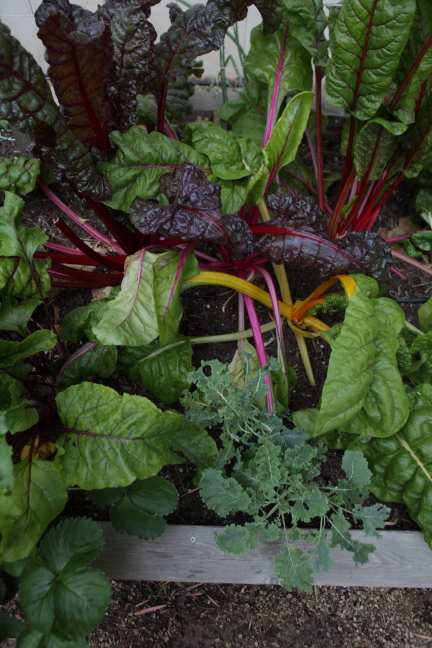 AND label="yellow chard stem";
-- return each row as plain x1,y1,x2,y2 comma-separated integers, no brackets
257,198,316,385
